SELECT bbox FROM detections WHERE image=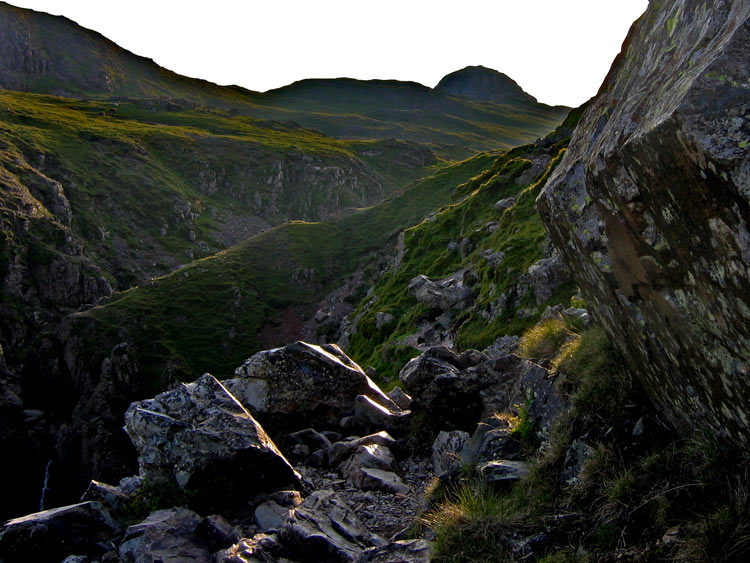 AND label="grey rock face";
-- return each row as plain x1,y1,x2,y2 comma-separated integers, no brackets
219,532,296,562
520,253,570,305
341,444,403,492
482,335,520,359
228,341,398,426
460,421,521,466
386,386,412,411
0,501,122,562
124,373,298,505
560,439,594,487
280,489,384,562
400,347,519,429
328,432,397,466
537,0,750,444
80,480,127,514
